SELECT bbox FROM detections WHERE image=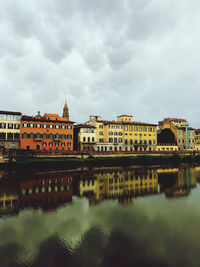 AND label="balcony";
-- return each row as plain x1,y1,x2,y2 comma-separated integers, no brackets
54,137,61,141
34,137,42,141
